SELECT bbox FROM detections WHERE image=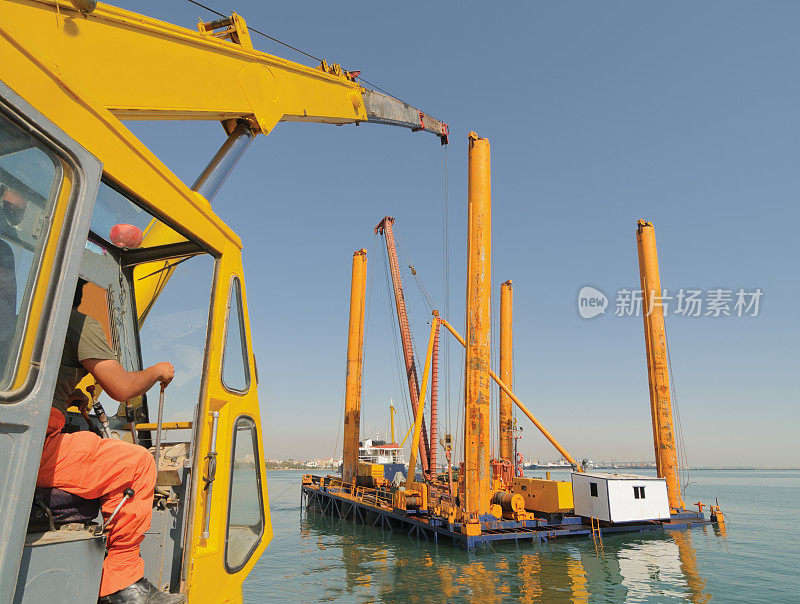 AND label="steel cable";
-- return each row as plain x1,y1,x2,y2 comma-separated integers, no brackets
186,0,447,126
186,0,324,62
664,325,691,499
